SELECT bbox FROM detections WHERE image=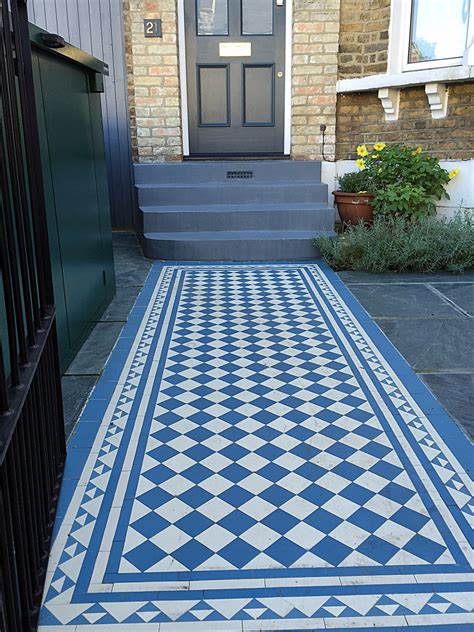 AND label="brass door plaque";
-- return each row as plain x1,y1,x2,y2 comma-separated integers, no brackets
219,42,252,57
